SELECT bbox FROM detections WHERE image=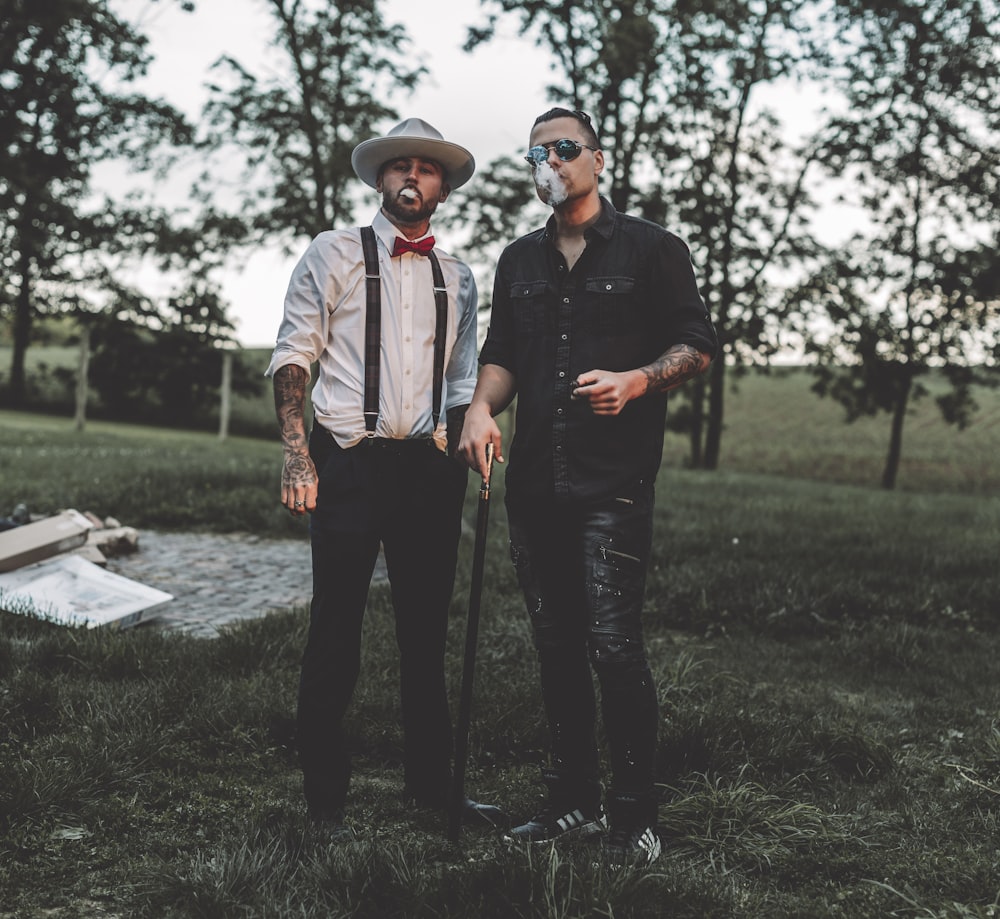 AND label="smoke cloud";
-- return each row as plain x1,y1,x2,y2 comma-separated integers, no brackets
533,161,567,207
